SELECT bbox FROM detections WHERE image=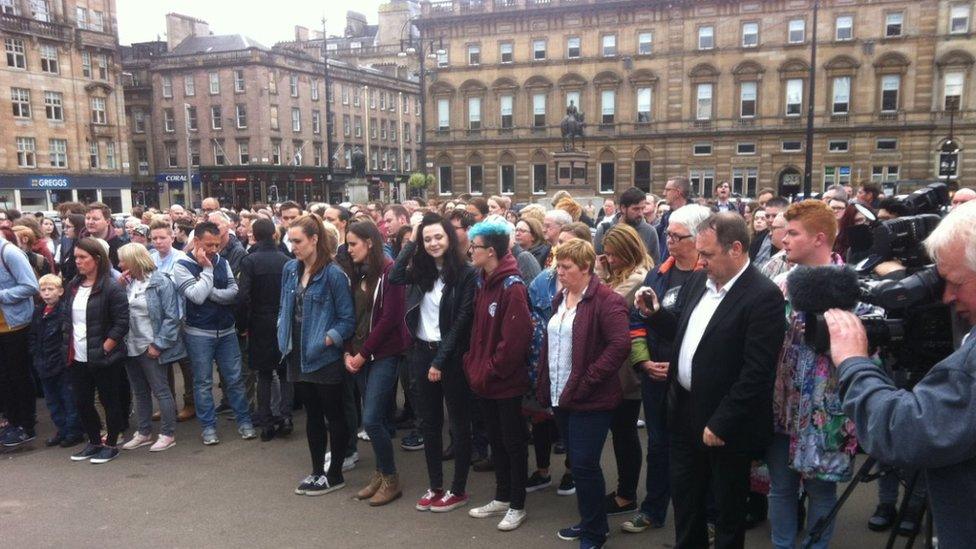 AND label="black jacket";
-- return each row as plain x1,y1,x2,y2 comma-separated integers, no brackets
643,265,785,455
220,234,247,276
238,240,291,370
29,299,68,378
63,274,129,367
389,241,477,375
